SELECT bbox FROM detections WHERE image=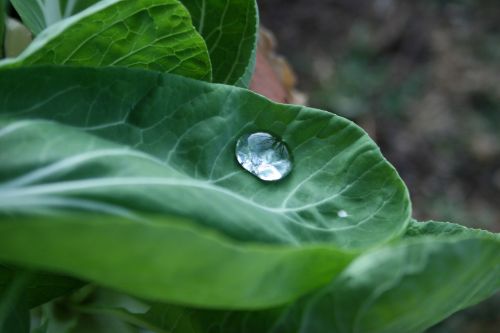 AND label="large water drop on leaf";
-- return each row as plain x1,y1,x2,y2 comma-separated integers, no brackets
338,210,349,218
235,132,292,181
